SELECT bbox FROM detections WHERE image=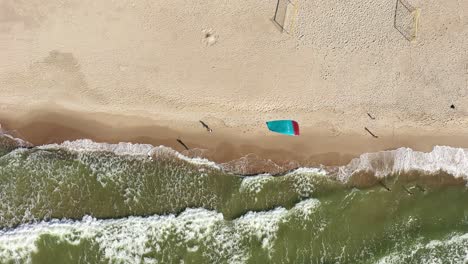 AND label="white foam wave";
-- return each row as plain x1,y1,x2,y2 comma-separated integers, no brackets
290,199,321,220
44,139,155,156
12,137,468,180
239,169,327,198
0,133,32,148
278,146,468,182
338,146,468,182
240,174,274,194
377,232,468,264
0,199,321,263
235,208,287,252
52,142,468,181
285,168,329,196
286,167,327,176
40,139,221,169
